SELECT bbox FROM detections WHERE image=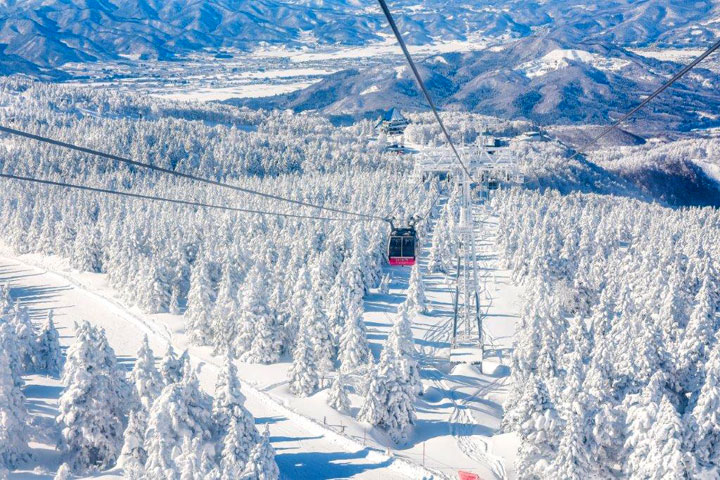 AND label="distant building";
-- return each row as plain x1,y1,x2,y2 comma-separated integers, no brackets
376,108,410,136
